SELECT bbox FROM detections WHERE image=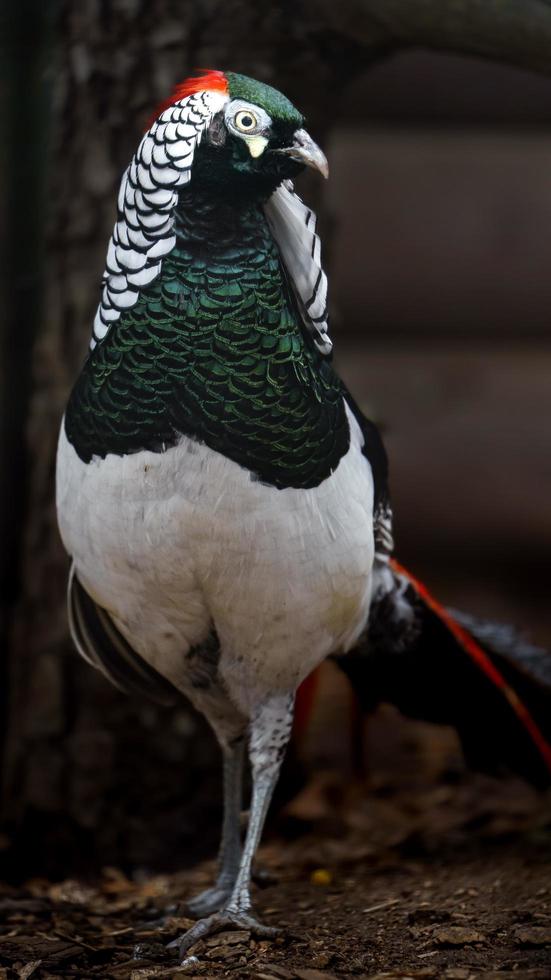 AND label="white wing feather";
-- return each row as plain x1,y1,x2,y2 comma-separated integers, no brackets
264,180,332,355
